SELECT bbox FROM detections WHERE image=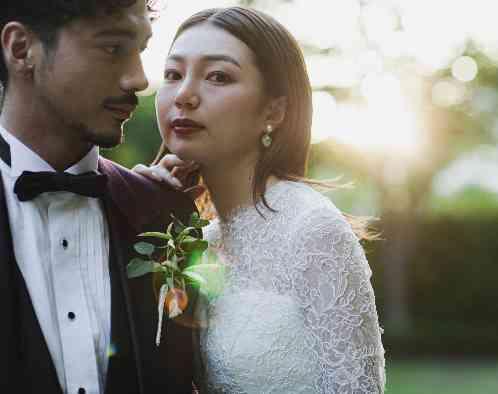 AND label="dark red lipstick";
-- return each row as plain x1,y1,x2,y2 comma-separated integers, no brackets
170,118,205,135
